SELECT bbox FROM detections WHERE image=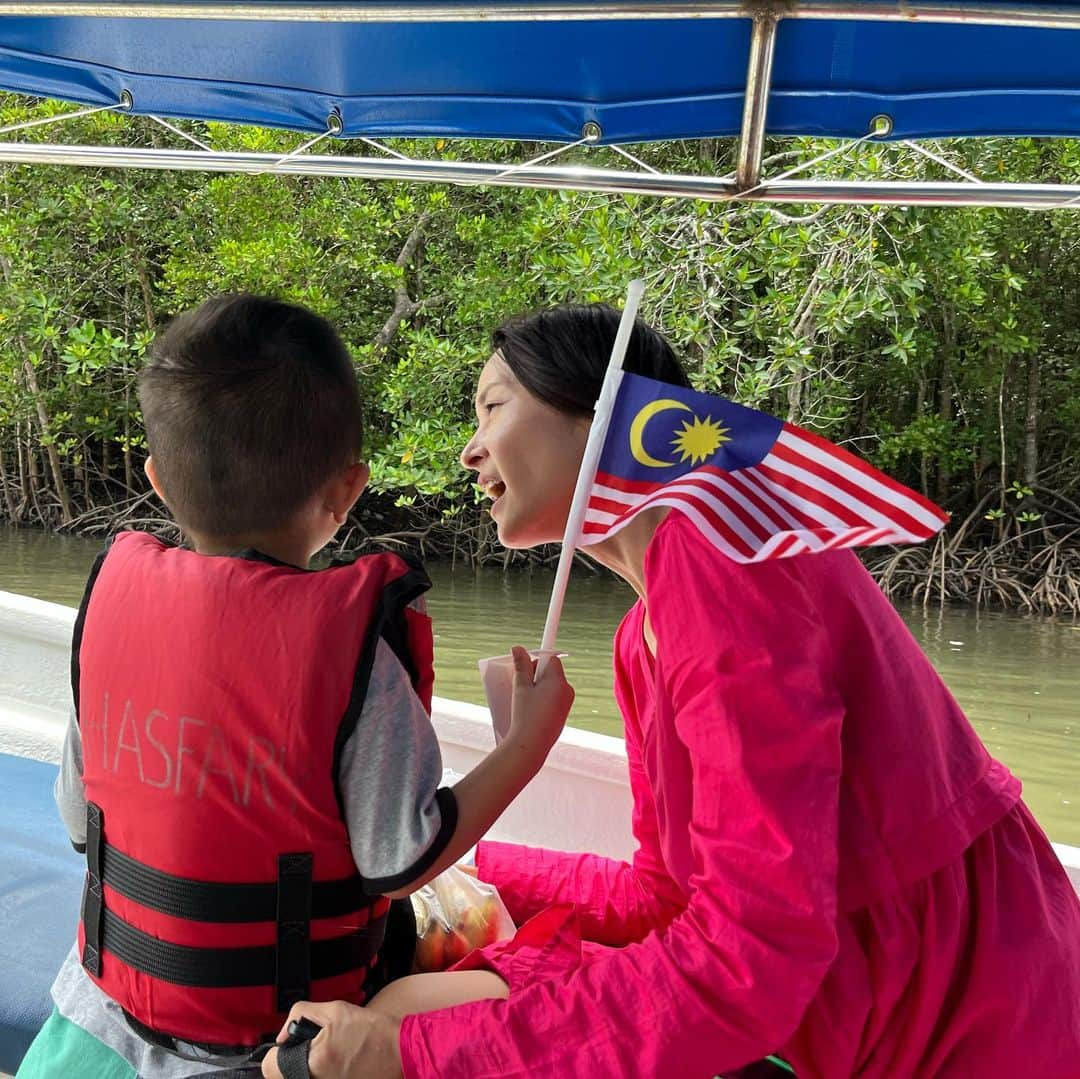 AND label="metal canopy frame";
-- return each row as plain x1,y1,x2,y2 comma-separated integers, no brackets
3,3,1080,26
3,2,1080,208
